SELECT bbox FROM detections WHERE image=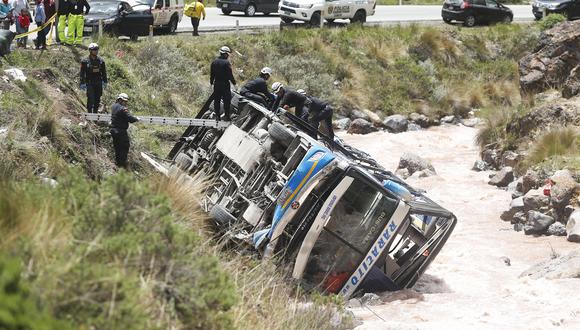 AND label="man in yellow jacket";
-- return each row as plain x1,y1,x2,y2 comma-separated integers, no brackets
187,0,205,36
